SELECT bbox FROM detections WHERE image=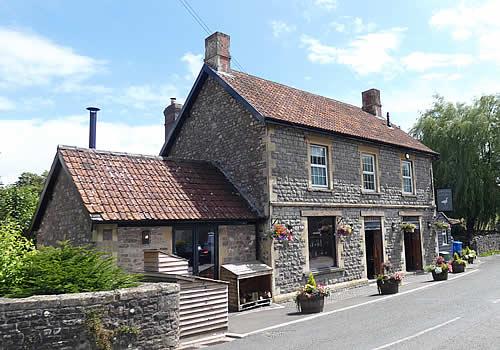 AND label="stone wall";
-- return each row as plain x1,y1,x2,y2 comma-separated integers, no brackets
169,76,268,216
36,169,92,247
0,283,180,350
218,224,256,265
473,233,500,254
